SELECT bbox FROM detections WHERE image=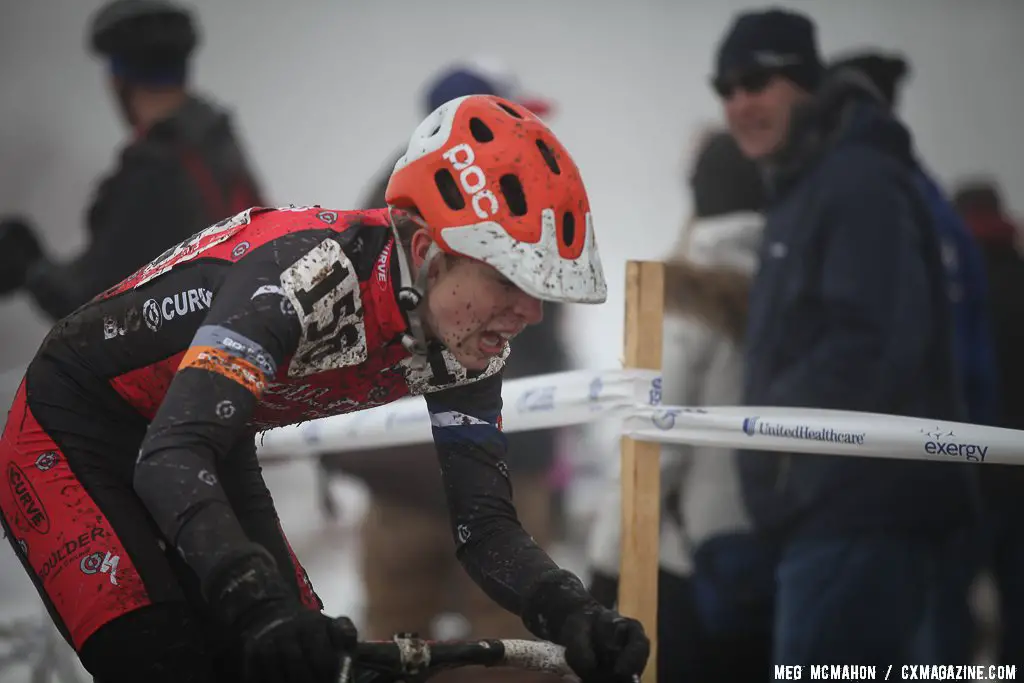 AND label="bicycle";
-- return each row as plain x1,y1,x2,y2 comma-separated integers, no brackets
342,633,578,682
